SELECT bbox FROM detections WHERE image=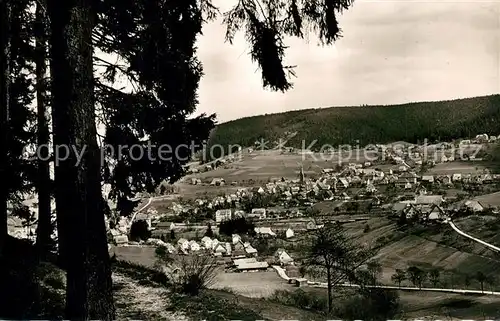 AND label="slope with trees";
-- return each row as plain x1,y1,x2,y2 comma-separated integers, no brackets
206,94,500,159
